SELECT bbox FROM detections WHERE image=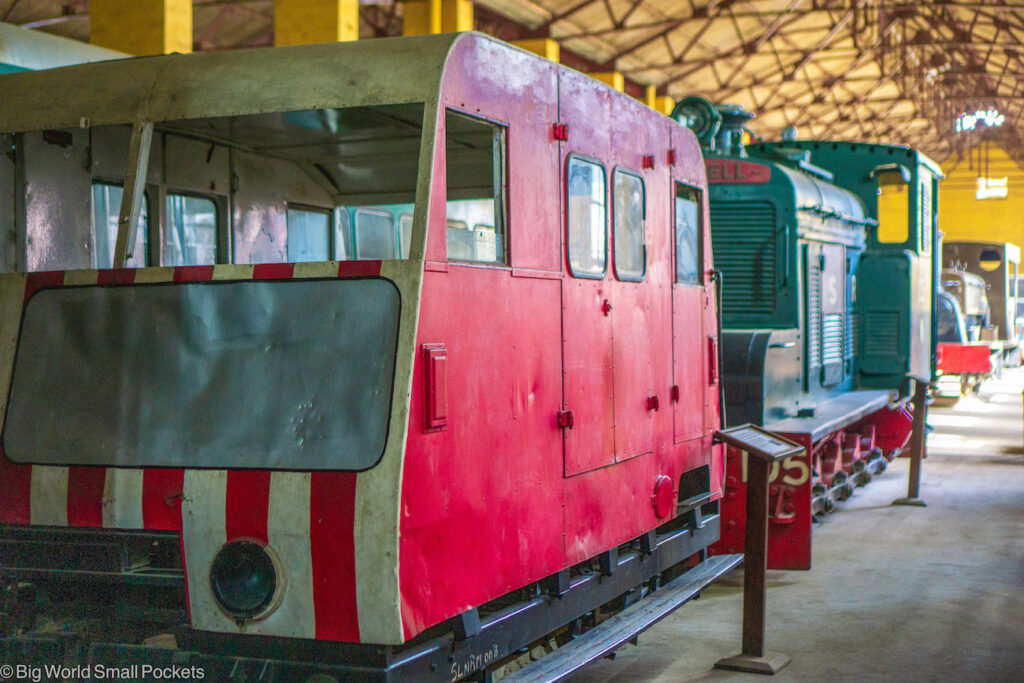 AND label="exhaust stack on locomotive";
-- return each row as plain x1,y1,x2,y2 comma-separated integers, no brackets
674,96,943,569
